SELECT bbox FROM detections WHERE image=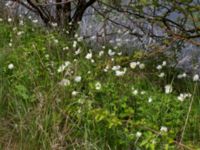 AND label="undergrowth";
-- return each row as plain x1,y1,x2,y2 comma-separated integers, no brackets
0,18,200,150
